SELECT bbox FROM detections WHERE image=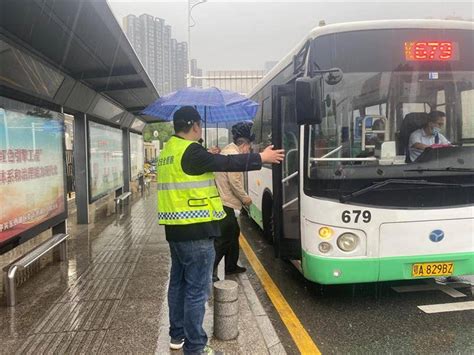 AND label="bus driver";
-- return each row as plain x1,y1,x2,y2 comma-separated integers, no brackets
408,110,451,162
